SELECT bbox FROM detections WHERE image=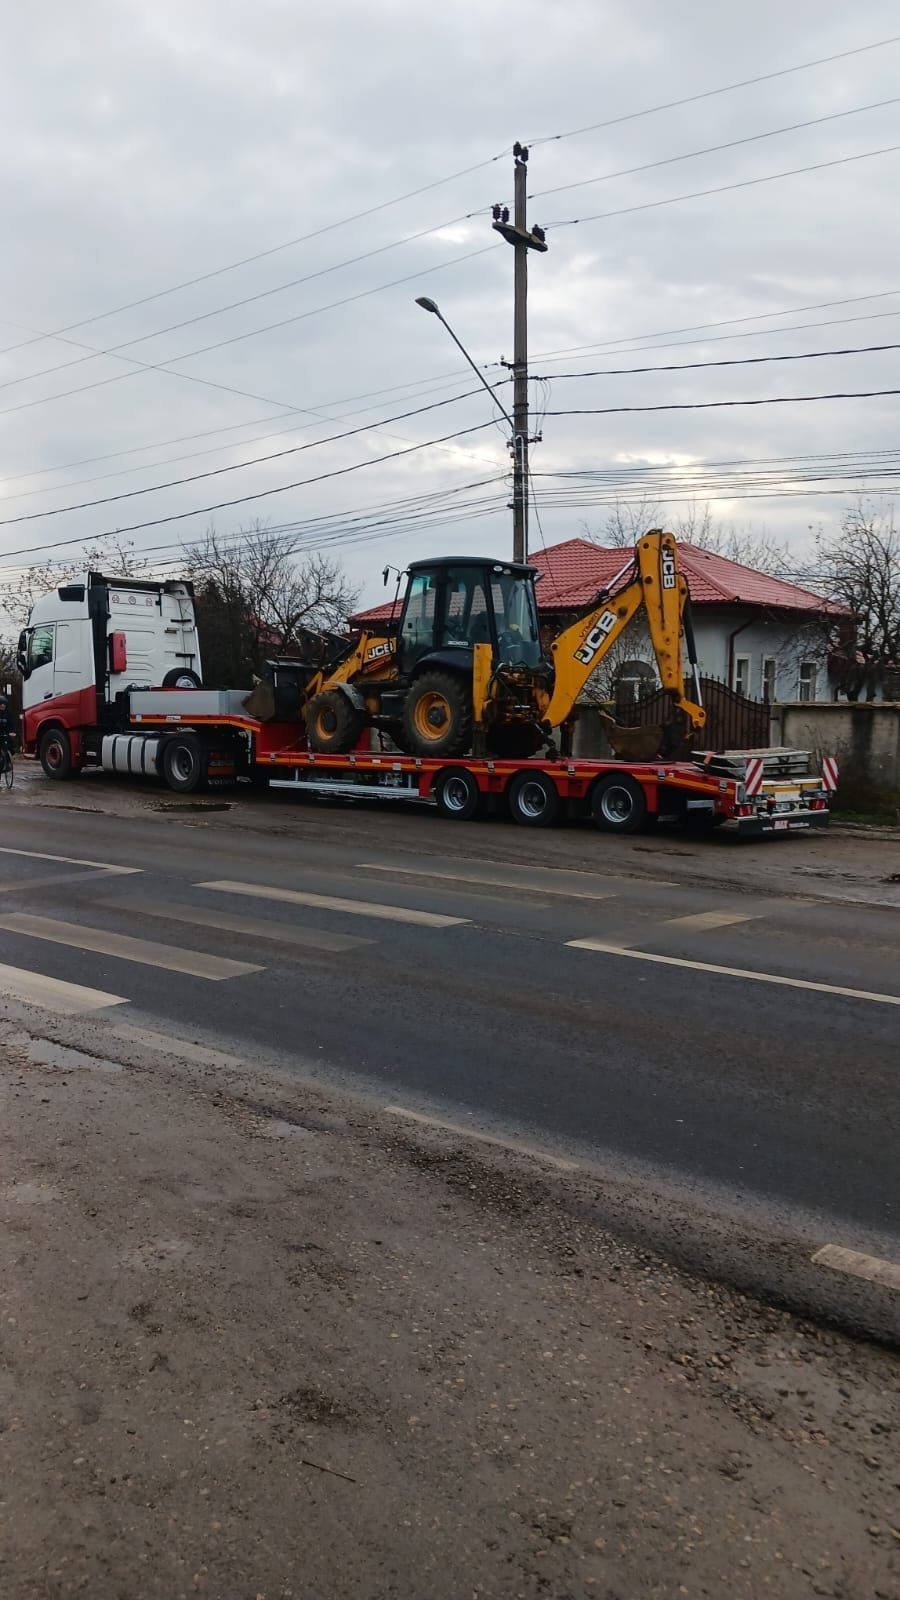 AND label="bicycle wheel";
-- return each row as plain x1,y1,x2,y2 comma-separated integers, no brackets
2,751,13,789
